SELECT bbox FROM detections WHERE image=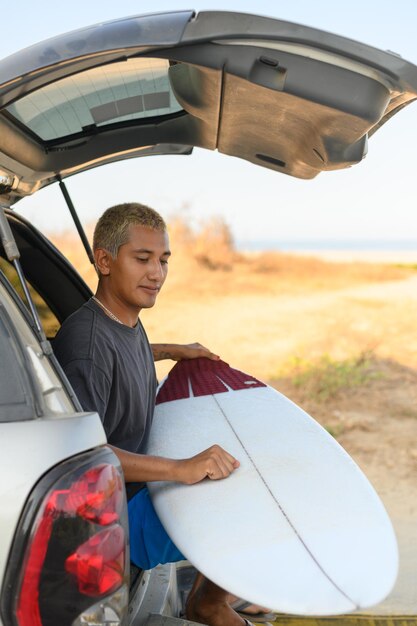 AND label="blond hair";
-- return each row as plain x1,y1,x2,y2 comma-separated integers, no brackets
93,202,166,258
